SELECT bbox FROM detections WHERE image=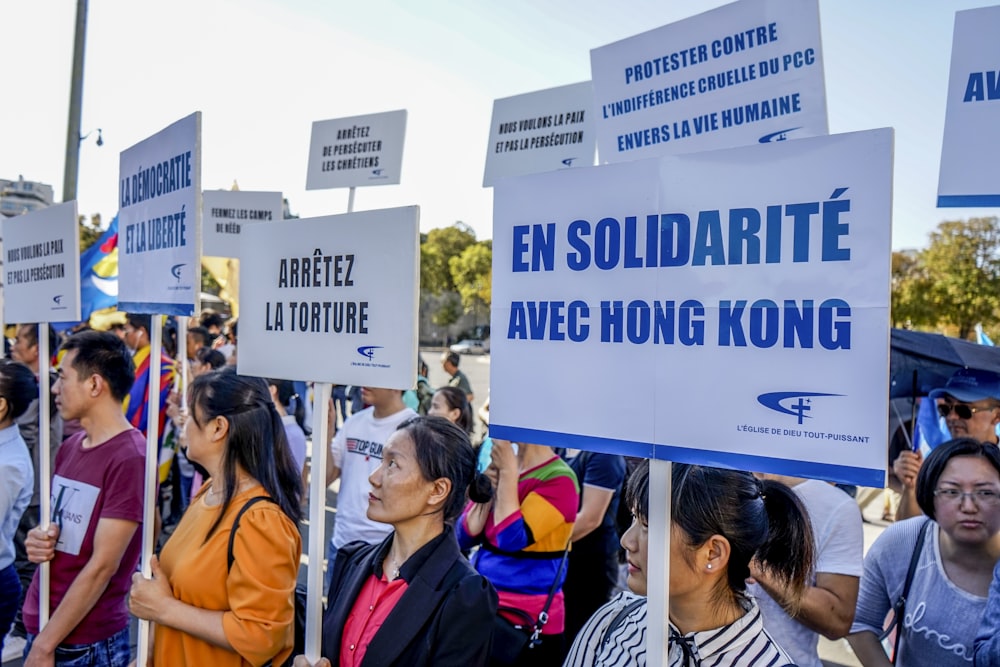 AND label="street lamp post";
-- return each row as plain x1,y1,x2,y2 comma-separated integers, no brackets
62,0,89,203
